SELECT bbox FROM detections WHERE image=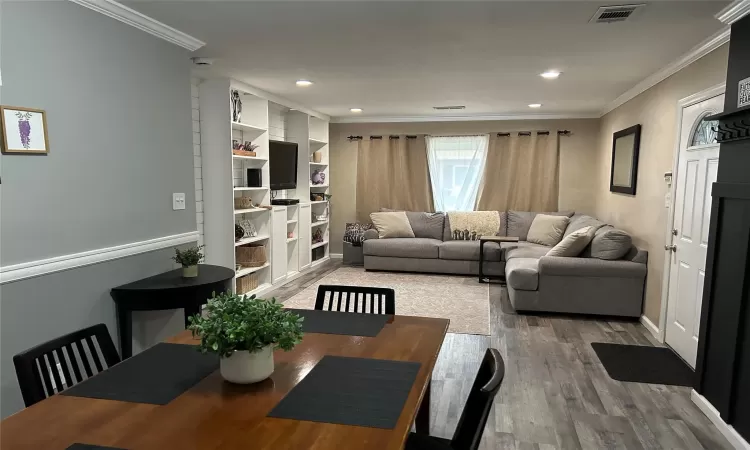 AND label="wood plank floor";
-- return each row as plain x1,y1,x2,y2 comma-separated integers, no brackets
268,260,731,450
